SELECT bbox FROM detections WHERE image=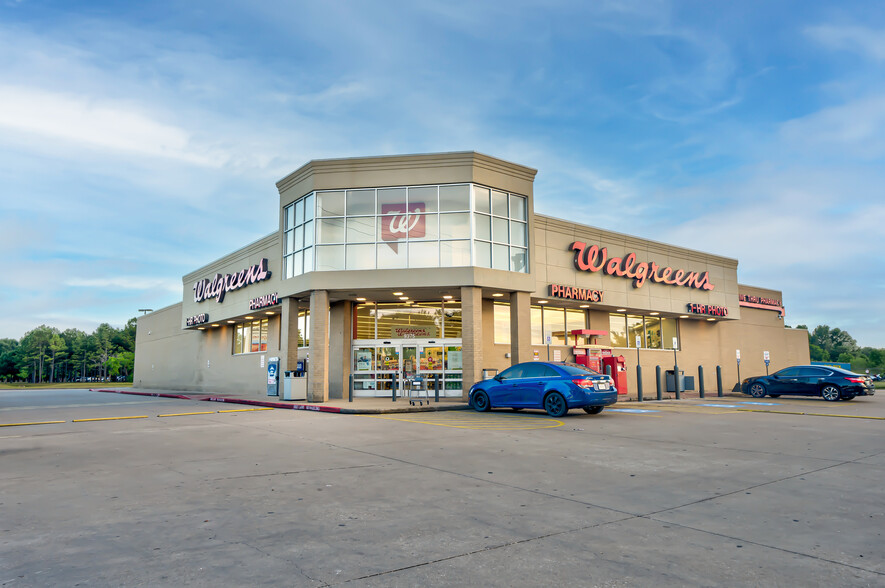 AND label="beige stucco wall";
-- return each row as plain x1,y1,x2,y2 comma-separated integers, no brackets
134,302,284,396
532,215,740,317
